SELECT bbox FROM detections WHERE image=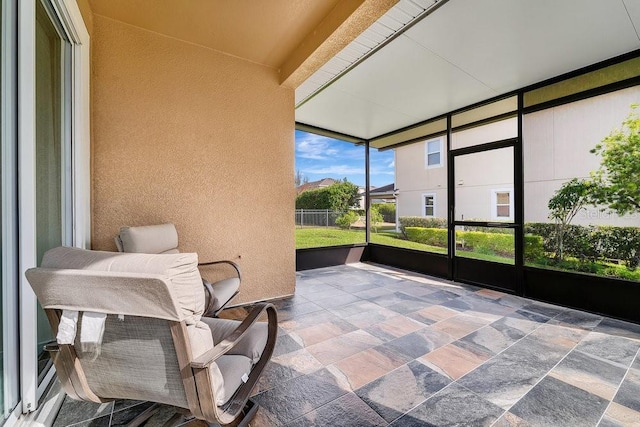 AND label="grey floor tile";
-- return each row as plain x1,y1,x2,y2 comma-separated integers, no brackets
53,397,113,427
356,360,451,423
575,332,640,367
613,366,640,412
549,309,603,330
252,368,349,425
390,383,504,427
272,333,304,357
385,328,453,360
286,392,387,427
510,376,609,427
593,318,640,341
